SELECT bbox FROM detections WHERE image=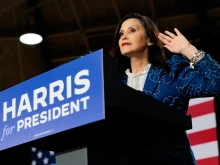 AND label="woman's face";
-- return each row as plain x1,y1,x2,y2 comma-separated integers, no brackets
118,18,151,57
